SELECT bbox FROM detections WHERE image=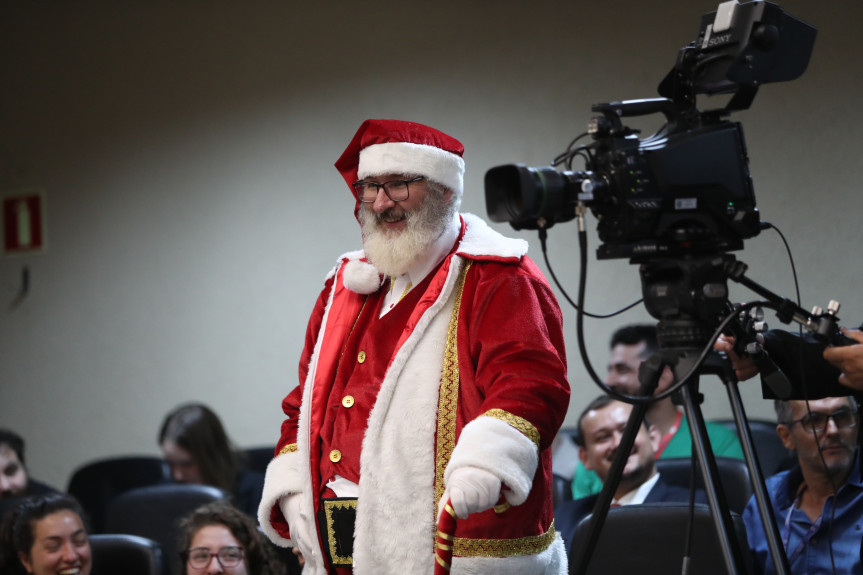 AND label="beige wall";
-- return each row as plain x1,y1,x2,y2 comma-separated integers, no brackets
1,0,861,489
